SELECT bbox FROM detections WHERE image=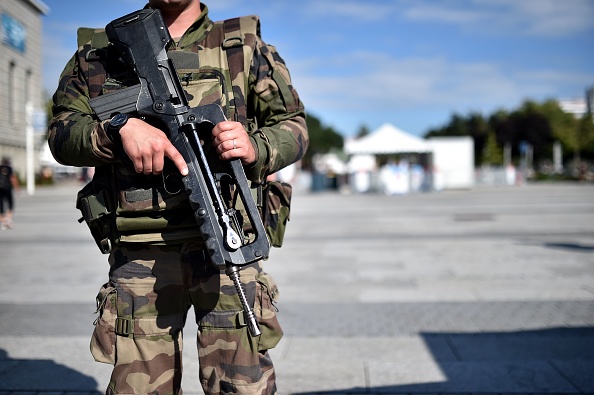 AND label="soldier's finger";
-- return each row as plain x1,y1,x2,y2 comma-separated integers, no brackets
130,155,143,174
211,121,238,138
164,144,188,176
152,152,165,175
142,155,153,175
